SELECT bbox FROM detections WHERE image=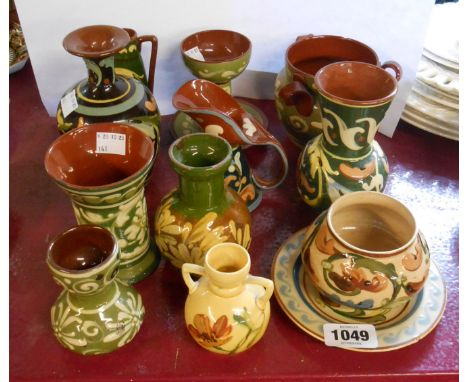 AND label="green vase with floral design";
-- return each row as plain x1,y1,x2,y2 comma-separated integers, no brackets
297,61,400,210
45,122,158,285
47,225,145,355
56,25,160,141
154,133,252,268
